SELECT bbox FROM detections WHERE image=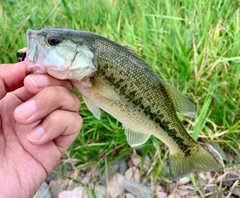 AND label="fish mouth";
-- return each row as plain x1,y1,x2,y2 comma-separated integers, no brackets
25,29,97,80
25,30,47,74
